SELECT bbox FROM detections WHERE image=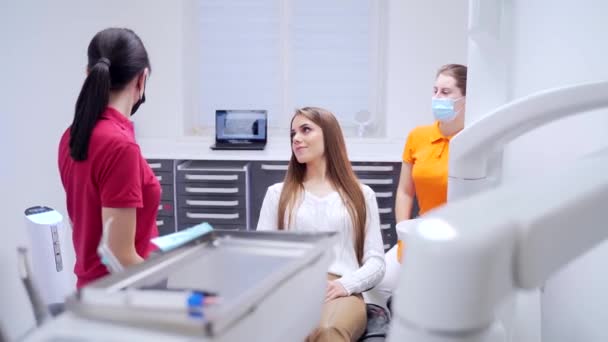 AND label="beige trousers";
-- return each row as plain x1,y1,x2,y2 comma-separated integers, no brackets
306,274,367,342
